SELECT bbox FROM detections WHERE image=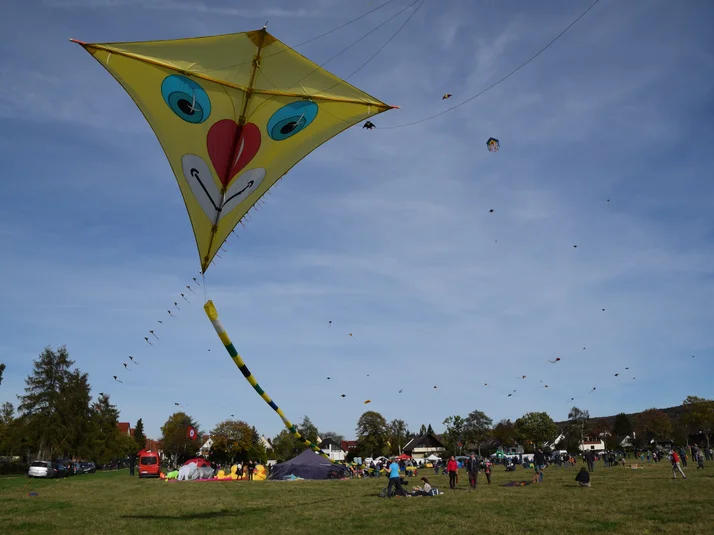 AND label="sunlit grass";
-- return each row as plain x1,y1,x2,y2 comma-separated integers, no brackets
1,460,712,534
